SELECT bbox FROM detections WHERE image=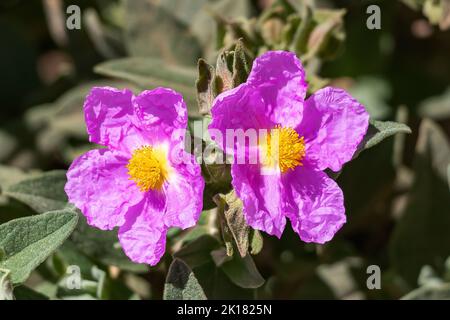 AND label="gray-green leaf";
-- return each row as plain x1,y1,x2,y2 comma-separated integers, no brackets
5,170,68,213
196,59,216,115
214,191,263,258
211,248,265,289
232,39,252,87
353,119,412,159
70,215,148,273
163,258,207,300
0,209,78,284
